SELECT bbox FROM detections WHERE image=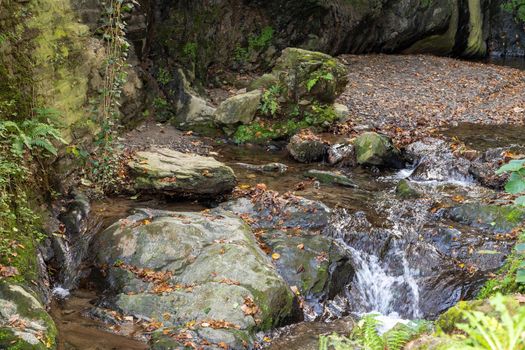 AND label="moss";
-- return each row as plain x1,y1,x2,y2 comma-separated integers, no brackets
405,0,458,55
233,104,337,143
435,300,482,333
463,0,486,57
477,233,525,299
0,282,57,349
